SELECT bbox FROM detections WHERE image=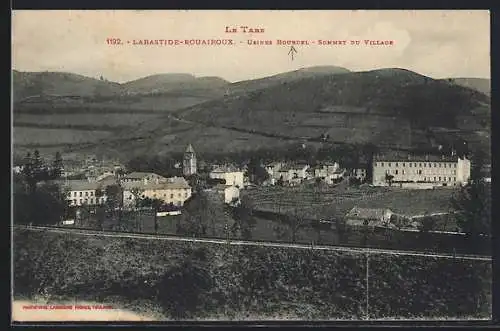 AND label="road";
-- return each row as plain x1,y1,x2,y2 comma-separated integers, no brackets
14,225,491,262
